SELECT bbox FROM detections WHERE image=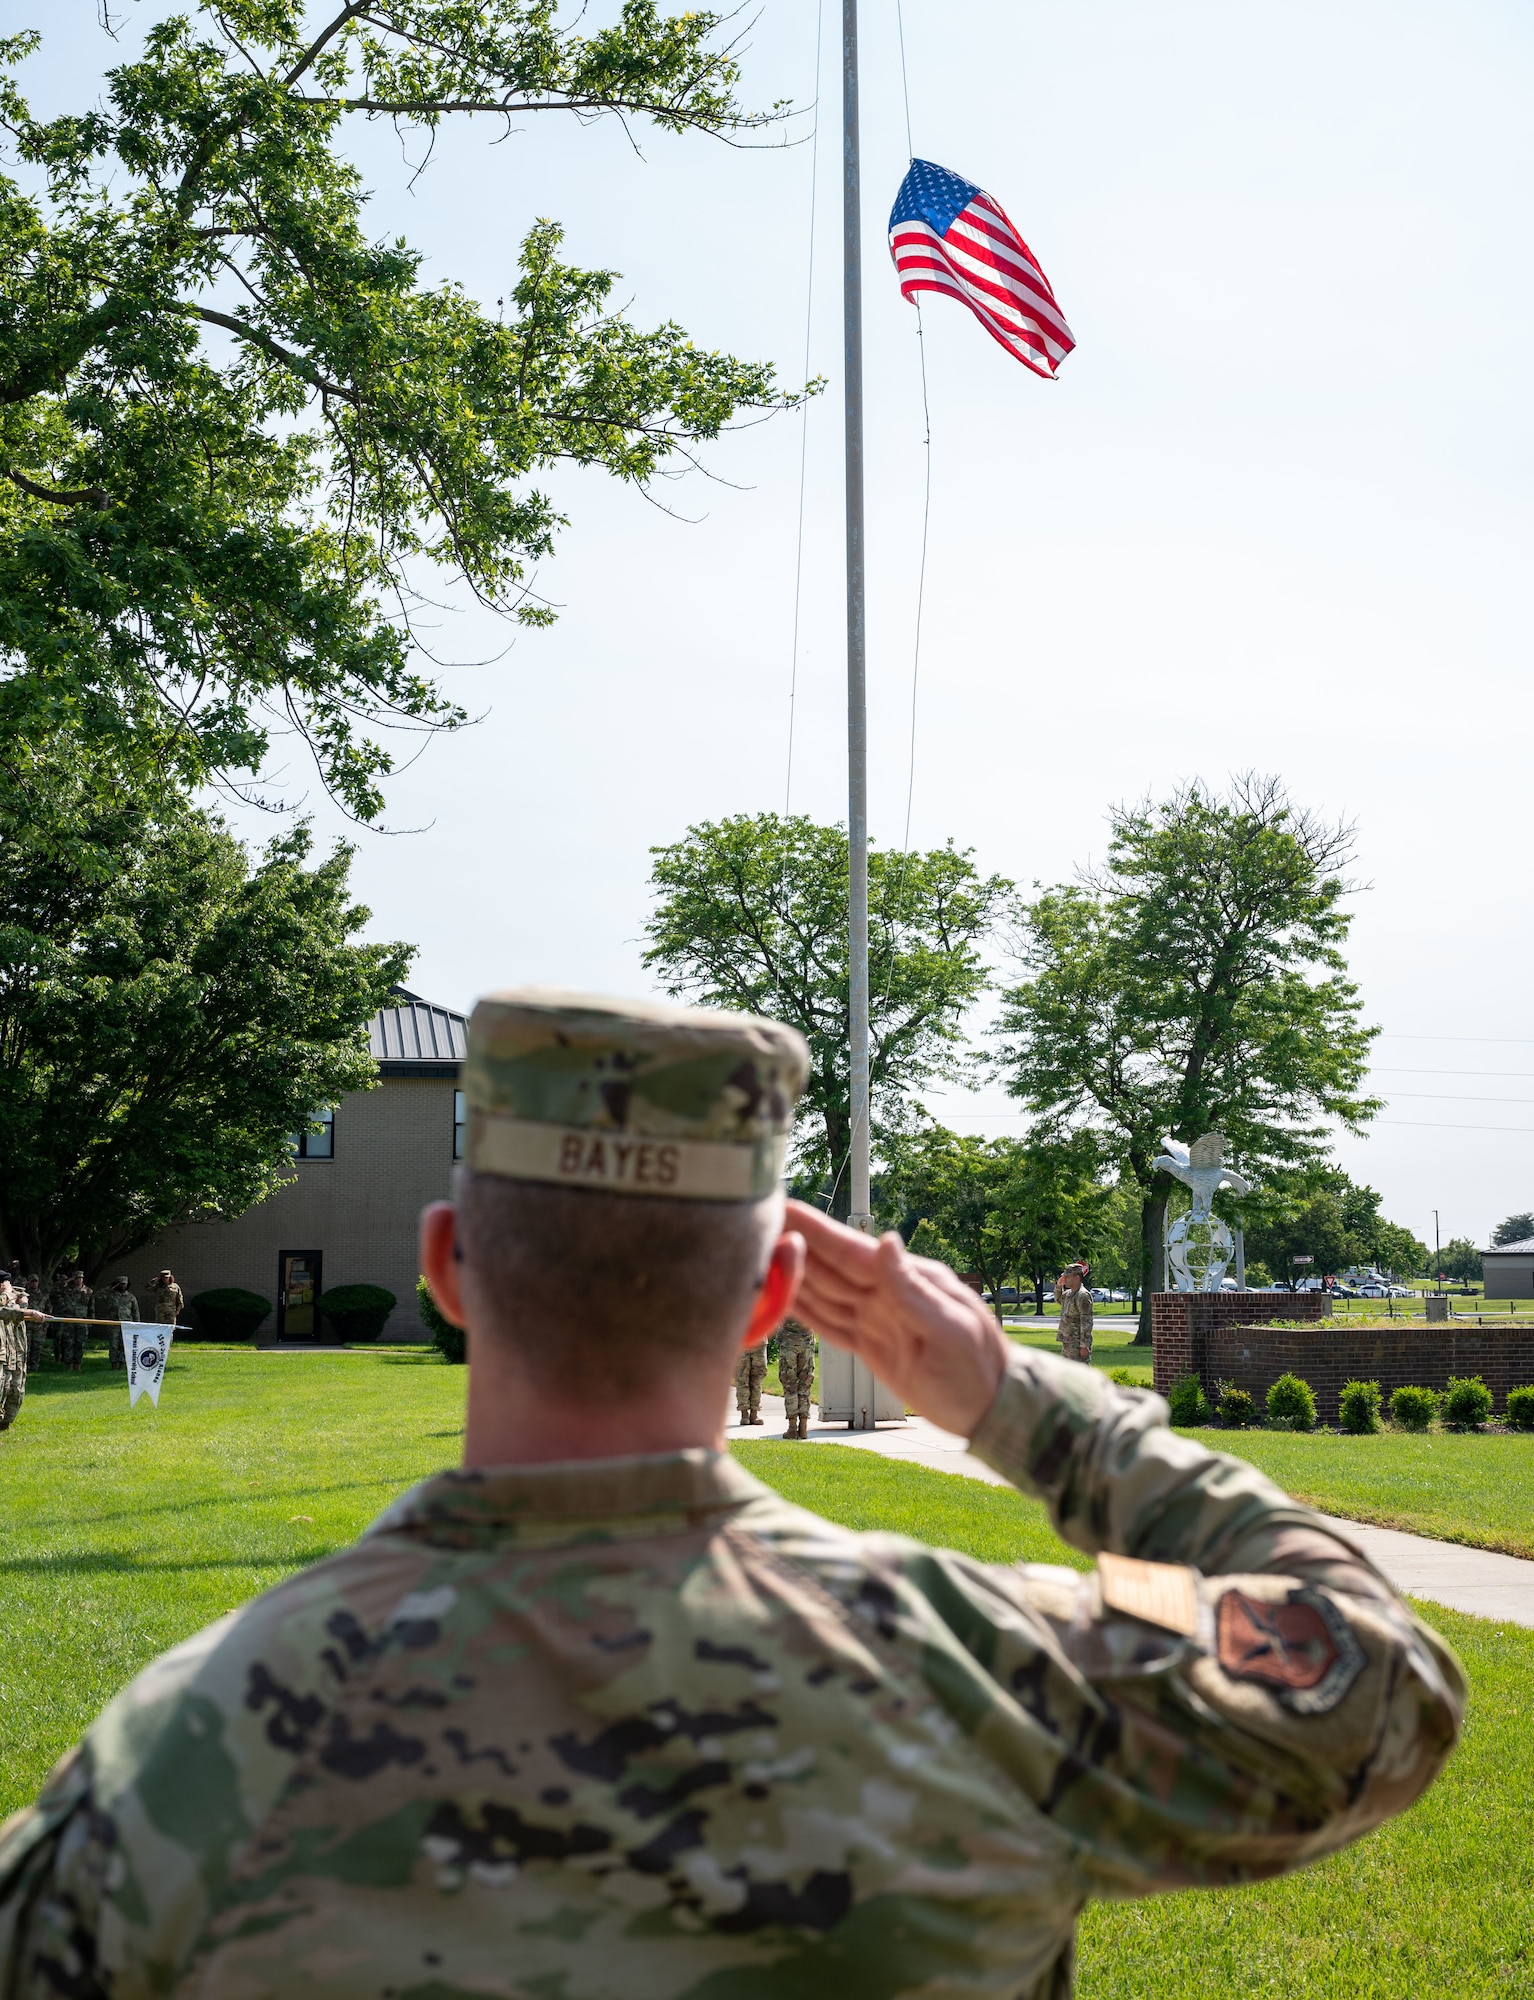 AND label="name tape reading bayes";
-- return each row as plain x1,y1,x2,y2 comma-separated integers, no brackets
556,1132,680,1189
